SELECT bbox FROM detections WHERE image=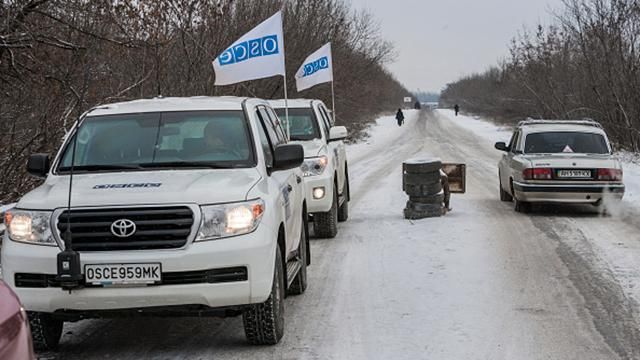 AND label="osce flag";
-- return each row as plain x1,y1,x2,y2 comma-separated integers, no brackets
295,43,333,92
213,11,285,86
